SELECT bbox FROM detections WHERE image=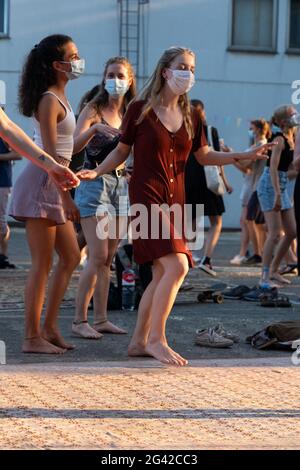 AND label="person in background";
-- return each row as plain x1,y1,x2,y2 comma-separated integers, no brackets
185,99,233,277
257,105,297,287
0,129,22,269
